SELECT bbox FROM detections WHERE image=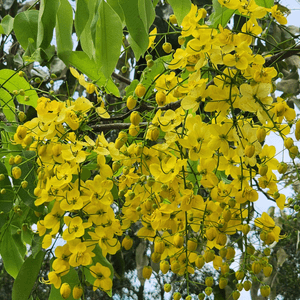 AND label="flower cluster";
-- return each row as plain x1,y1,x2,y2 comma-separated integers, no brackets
13,1,297,299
